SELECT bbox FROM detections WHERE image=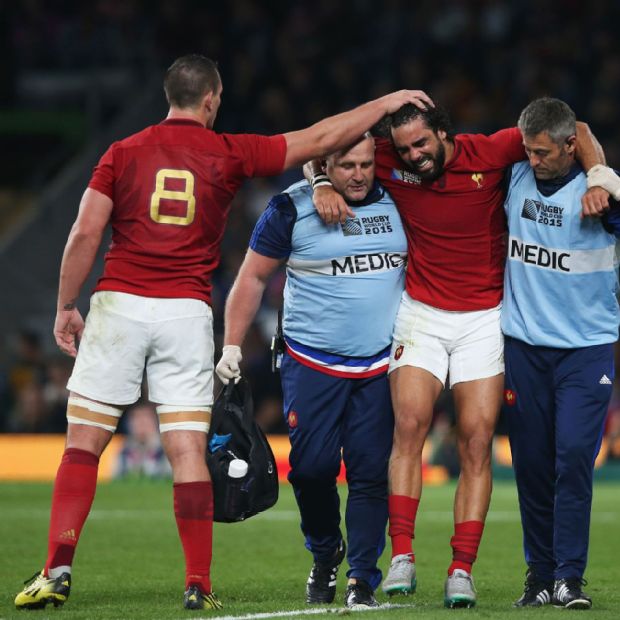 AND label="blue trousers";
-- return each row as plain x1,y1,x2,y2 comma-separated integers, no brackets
504,336,612,581
280,353,394,590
